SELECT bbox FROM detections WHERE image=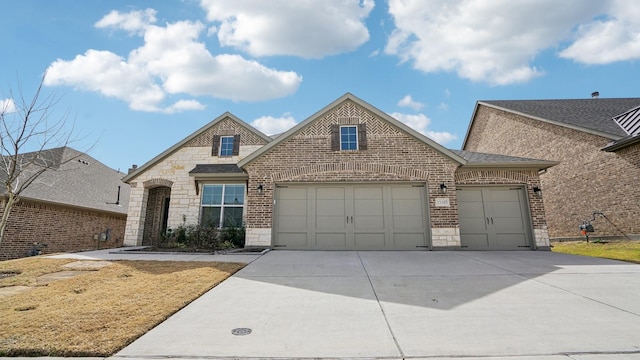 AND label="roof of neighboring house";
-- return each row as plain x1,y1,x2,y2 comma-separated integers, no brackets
123,112,271,182
452,150,558,170
602,133,640,152
1,147,129,215
238,93,468,167
463,98,640,146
